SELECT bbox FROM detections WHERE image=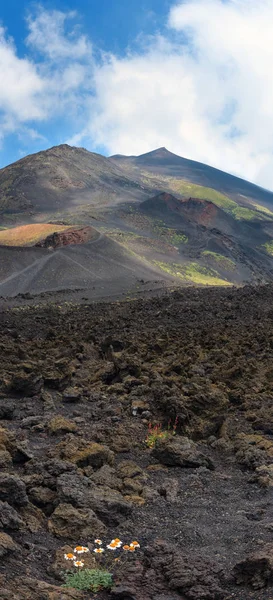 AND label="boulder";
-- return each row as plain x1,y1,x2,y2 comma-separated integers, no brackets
48,416,77,434
28,486,57,510
50,544,97,580
1,576,84,599
9,372,44,396
56,437,114,469
57,471,88,506
48,502,106,539
151,437,215,470
0,532,19,557
90,464,123,491
233,544,273,589
147,540,224,599
0,401,15,420
0,450,12,468
87,486,132,526
0,501,24,530
0,473,28,506
62,387,82,402
250,464,273,487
